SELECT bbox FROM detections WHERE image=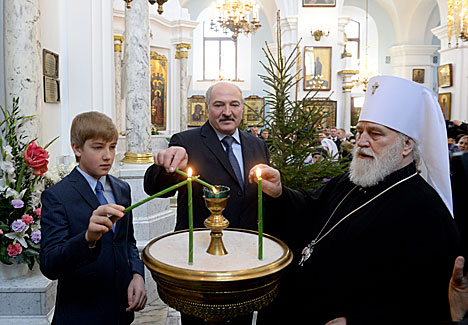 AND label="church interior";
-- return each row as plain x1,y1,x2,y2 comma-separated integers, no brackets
1,0,468,323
